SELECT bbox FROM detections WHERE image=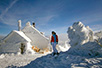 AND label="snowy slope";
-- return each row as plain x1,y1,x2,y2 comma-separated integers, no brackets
6,51,102,68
